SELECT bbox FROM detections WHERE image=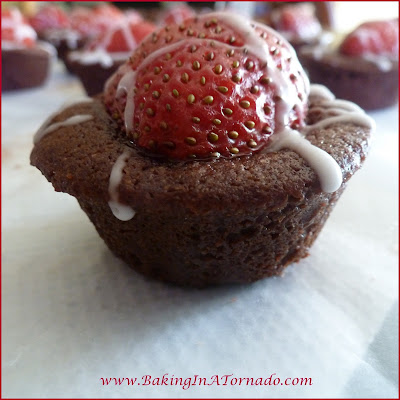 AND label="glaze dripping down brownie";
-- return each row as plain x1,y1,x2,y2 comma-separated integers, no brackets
31,12,374,287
